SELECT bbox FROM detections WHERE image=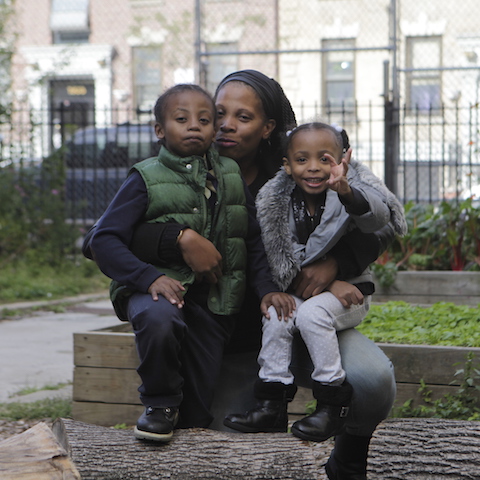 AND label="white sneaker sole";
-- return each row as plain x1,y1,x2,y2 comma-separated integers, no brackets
133,426,173,442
